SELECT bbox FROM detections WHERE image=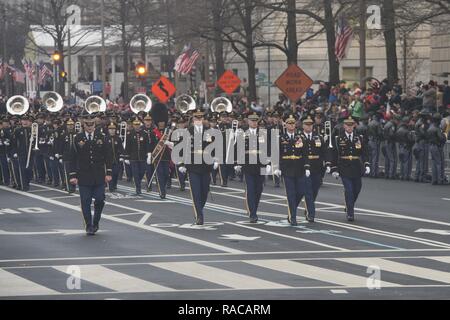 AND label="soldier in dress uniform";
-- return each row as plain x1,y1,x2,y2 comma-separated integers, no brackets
174,115,188,191
48,119,62,187
234,113,271,223
33,113,47,184
124,118,152,195
178,109,217,225
69,114,113,236
59,119,78,193
106,122,125,192
11,114,34,191
275,115,315,225
330,116,370,222
302,115,327,220
0,116,11,187
367,112,384,178
142,113,158,192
